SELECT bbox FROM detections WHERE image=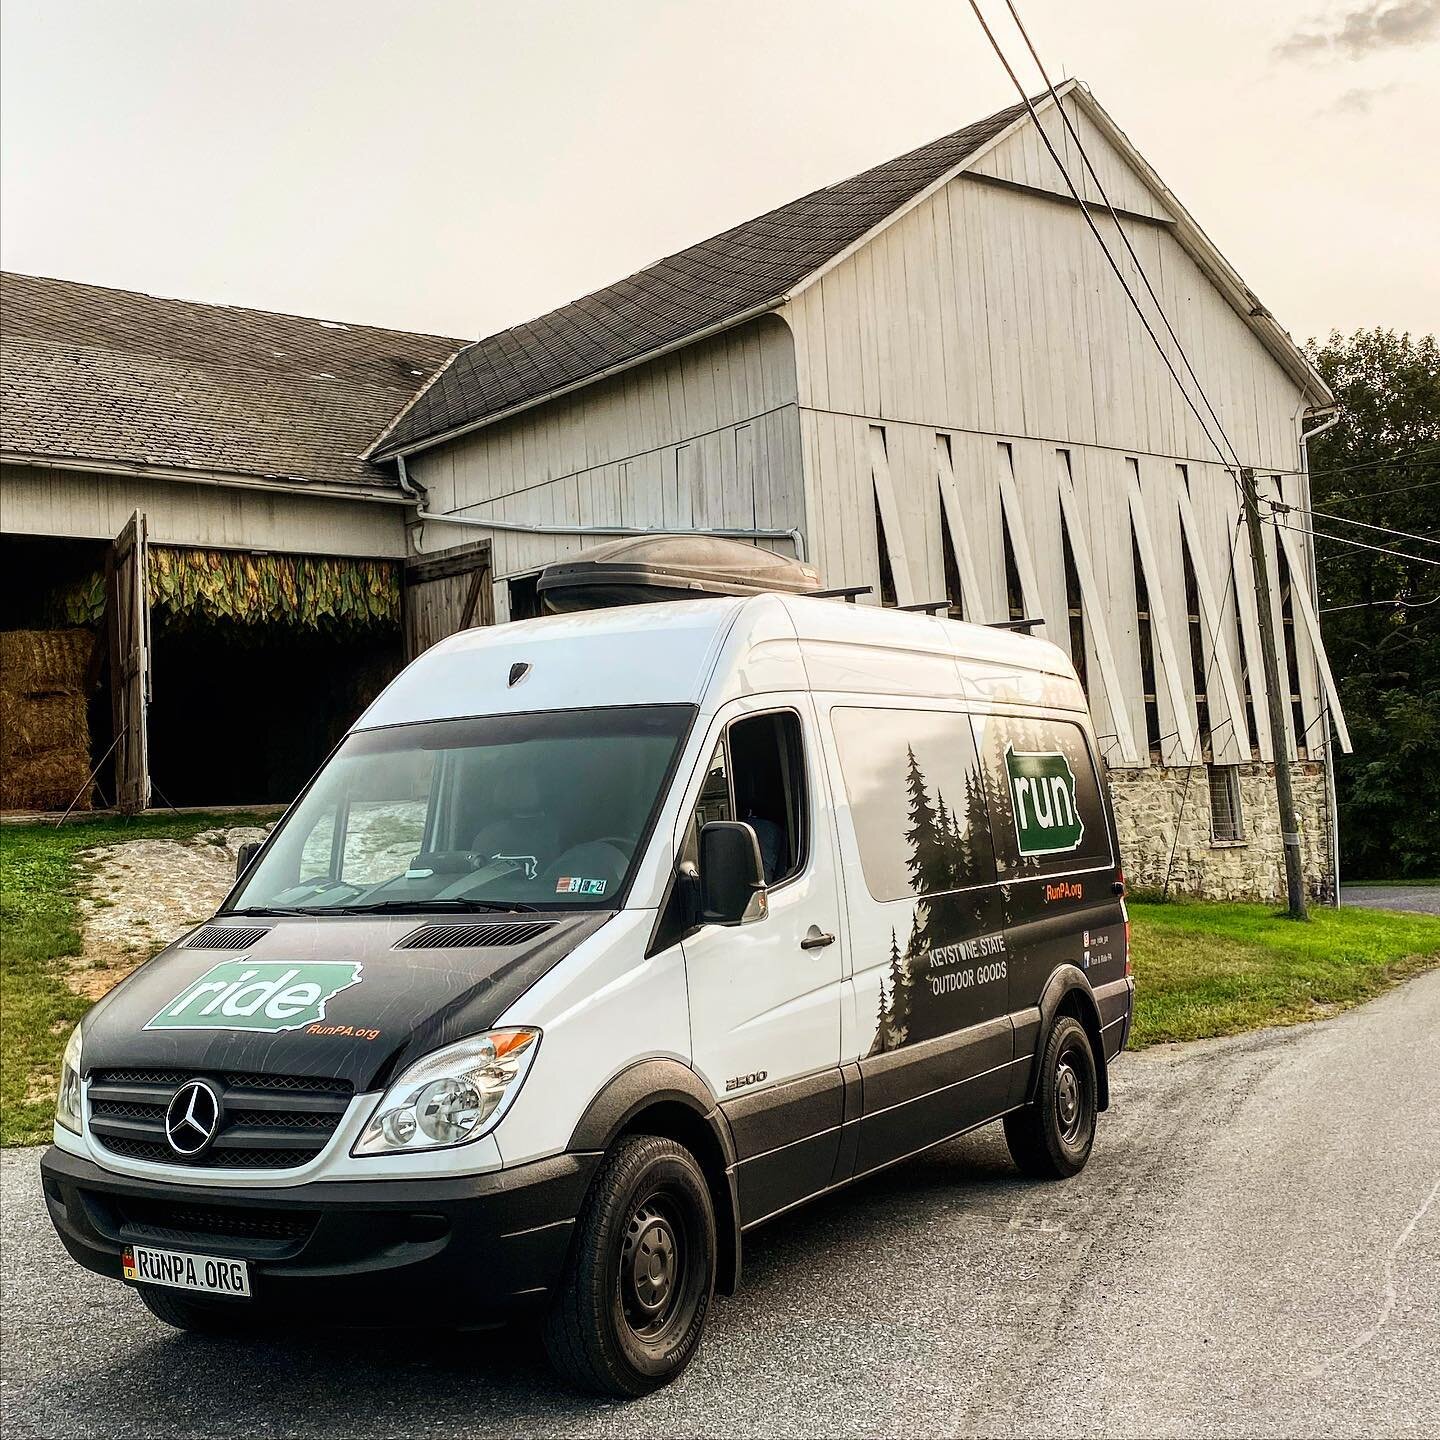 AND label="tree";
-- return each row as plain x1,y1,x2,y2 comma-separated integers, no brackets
886,925,910,1044
1305,329,1440,877
903,747,949,895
